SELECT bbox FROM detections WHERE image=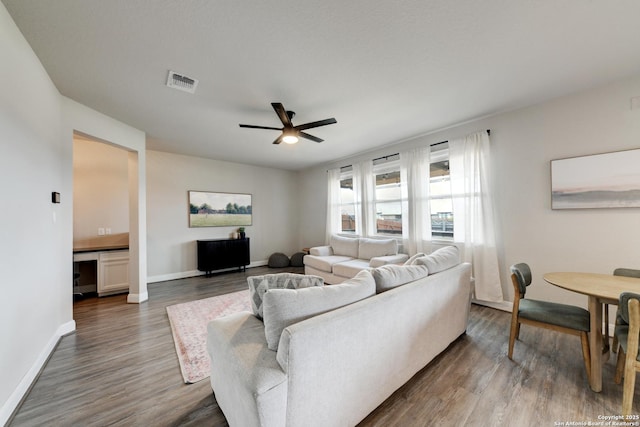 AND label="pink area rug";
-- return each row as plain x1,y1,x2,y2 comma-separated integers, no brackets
166,289,251,383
